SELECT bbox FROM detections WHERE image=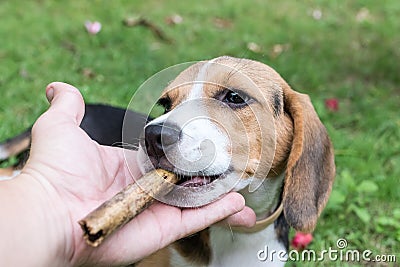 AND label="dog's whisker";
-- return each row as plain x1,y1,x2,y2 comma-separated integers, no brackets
227,223,235,240
180,132,194,140
269,168,278,176
111,142,139,150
